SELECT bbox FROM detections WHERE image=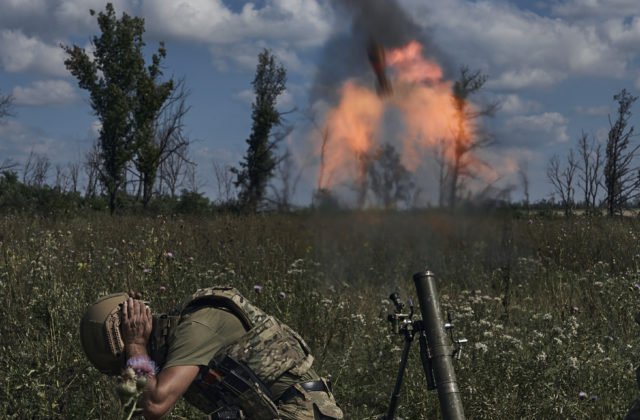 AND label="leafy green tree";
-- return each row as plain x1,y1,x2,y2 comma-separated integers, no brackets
62,3,173,214
232,49,287,212
604,88,639,216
